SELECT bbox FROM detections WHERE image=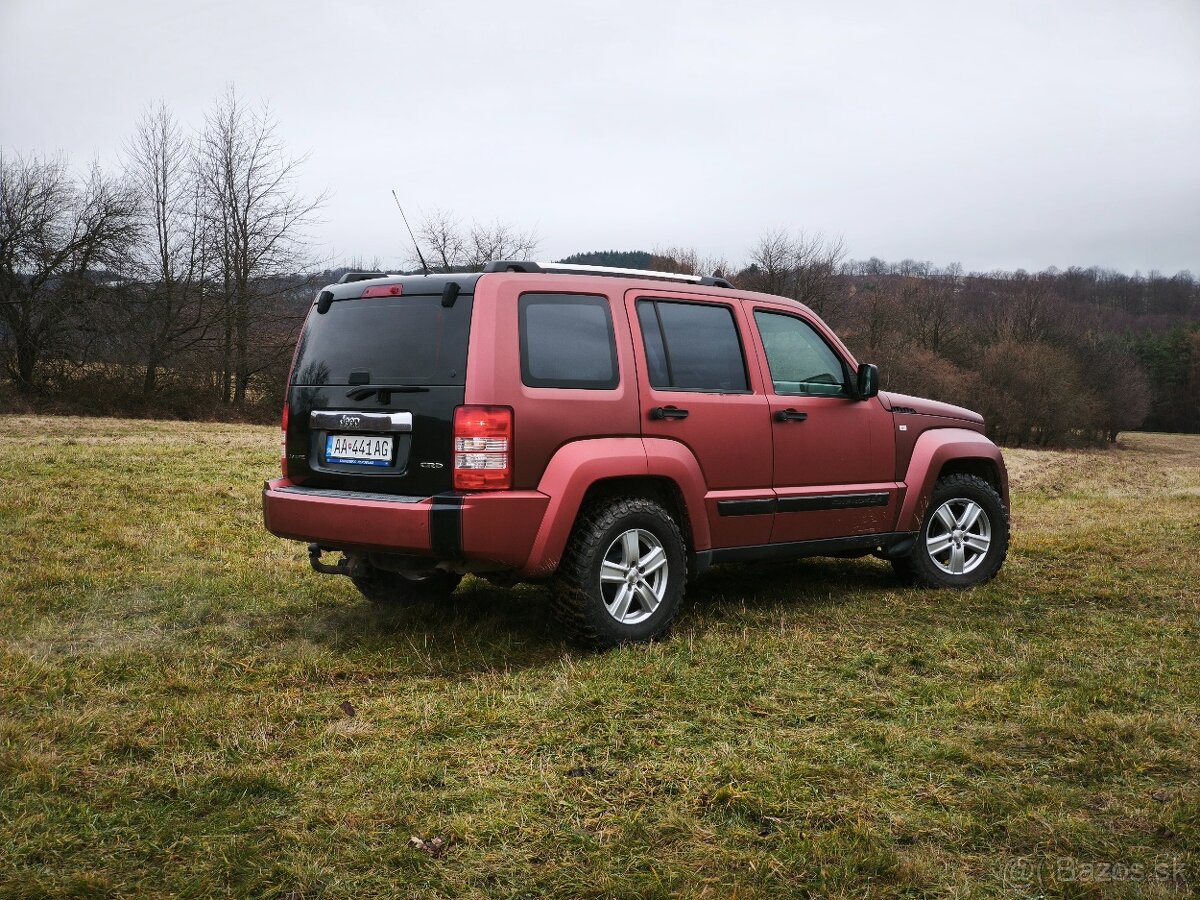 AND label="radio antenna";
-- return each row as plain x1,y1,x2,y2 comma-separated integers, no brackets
391,189,430,275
